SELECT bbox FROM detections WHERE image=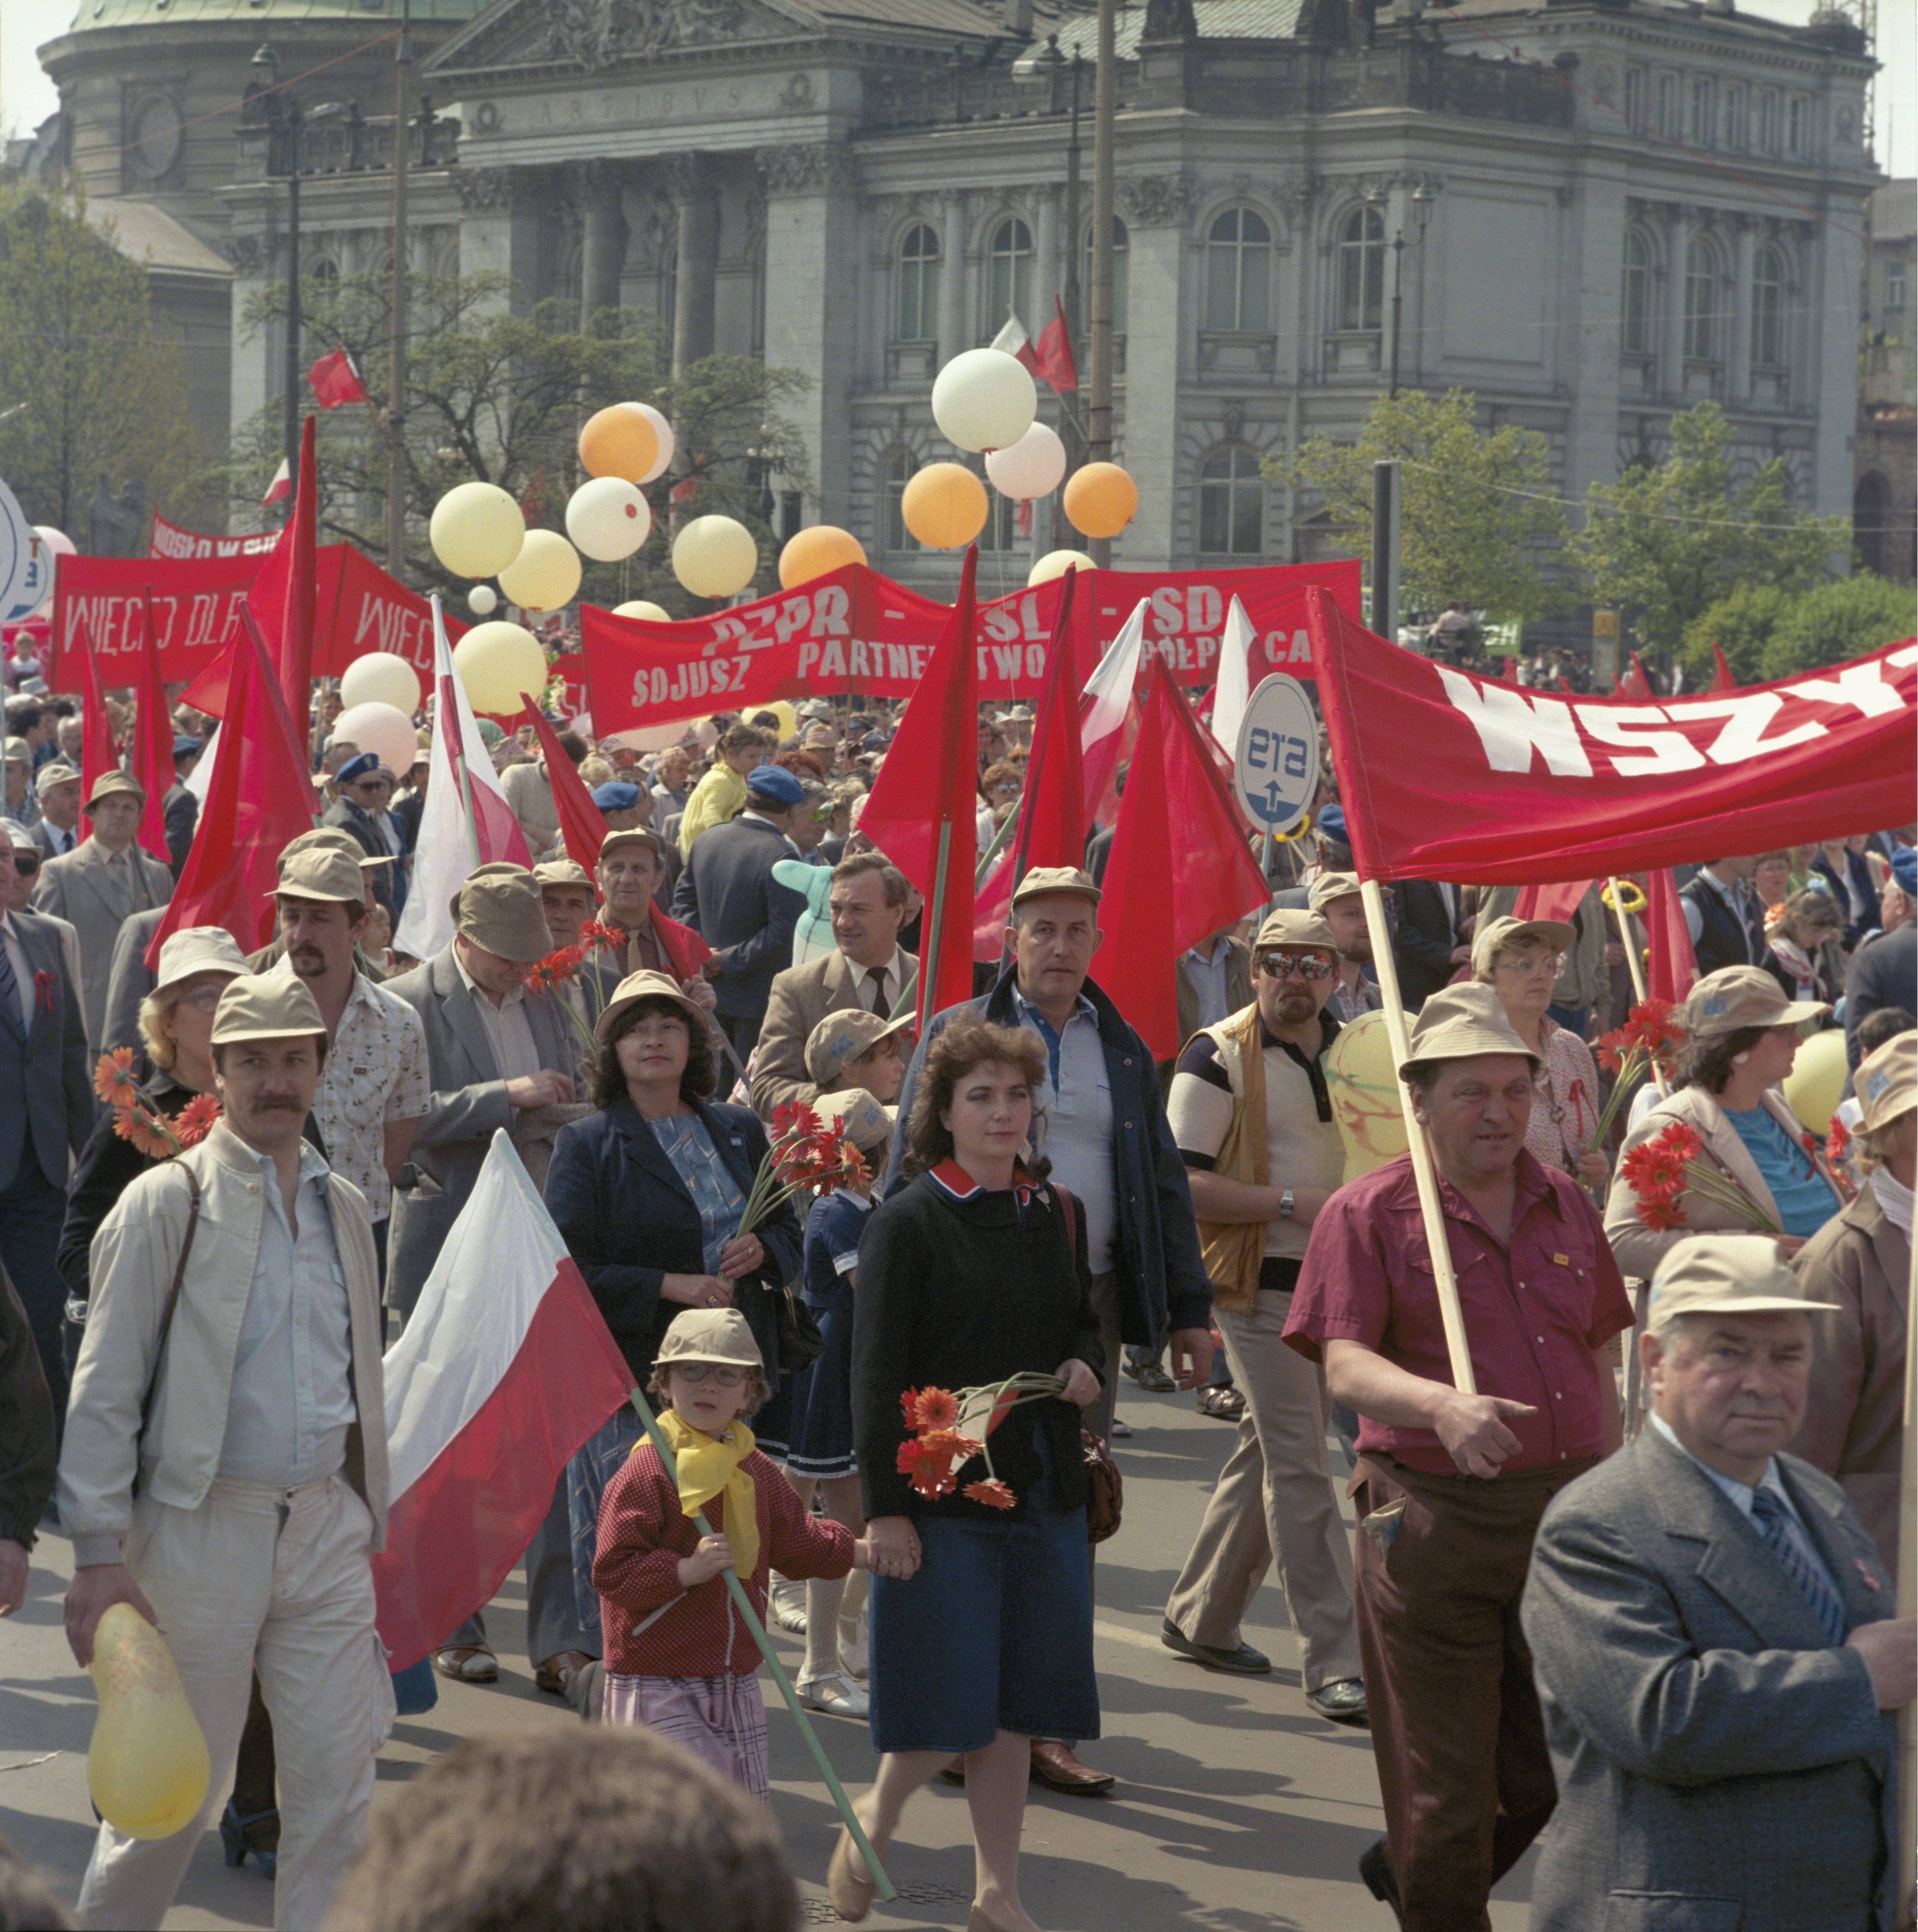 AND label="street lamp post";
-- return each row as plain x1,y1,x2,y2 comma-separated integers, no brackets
385,0,414,574
1088,0,1117,572
1372,182,1435,400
